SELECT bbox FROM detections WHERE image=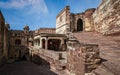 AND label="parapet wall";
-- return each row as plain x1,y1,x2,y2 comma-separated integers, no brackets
35,28,56,34
30,49,67,71
93,0,120,35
